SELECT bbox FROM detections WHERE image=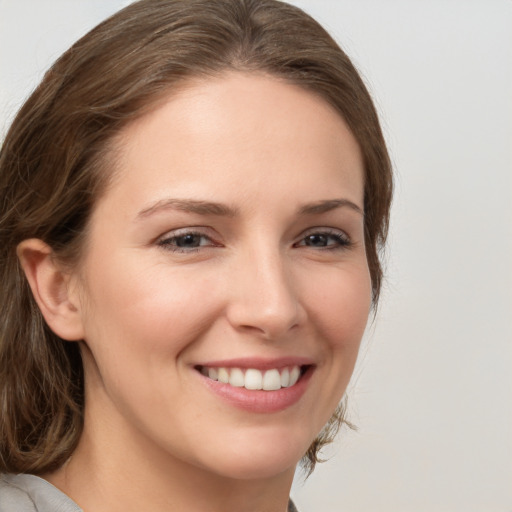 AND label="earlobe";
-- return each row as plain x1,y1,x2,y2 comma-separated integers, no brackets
17,238,85,341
